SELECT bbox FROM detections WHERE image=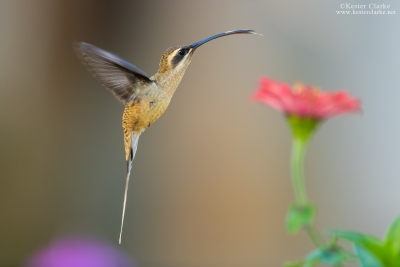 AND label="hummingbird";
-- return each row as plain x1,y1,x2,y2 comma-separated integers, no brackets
74,29,260,243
